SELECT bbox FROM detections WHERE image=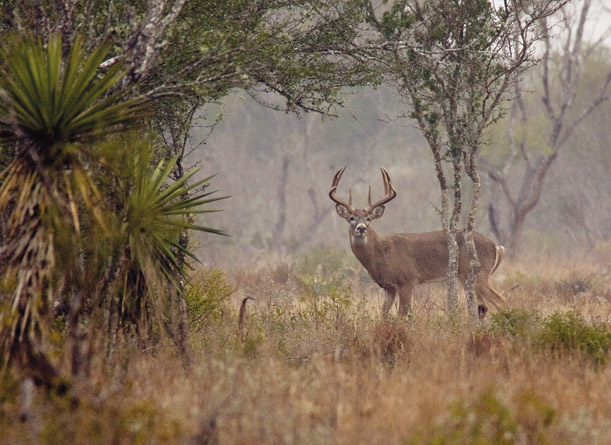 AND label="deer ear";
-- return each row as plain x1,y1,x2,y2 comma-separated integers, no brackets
371,206,385,219
336,204,351,220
